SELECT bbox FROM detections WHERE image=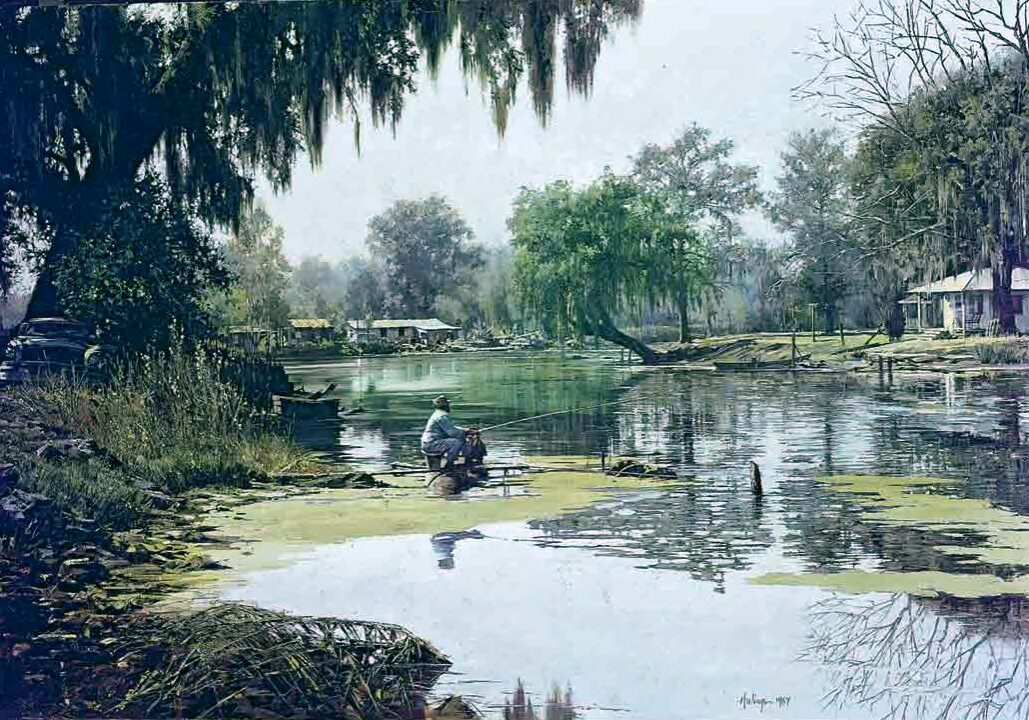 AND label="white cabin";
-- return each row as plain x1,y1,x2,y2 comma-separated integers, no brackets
902,269,1029,334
